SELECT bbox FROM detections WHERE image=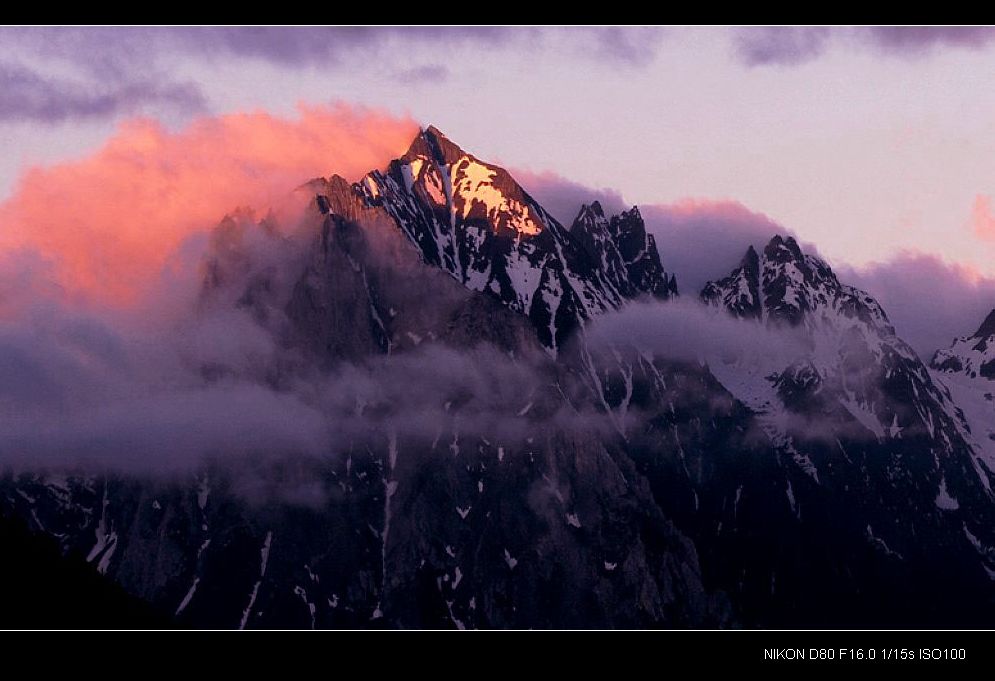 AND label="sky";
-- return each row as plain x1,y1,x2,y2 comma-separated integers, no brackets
1,26,995,353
